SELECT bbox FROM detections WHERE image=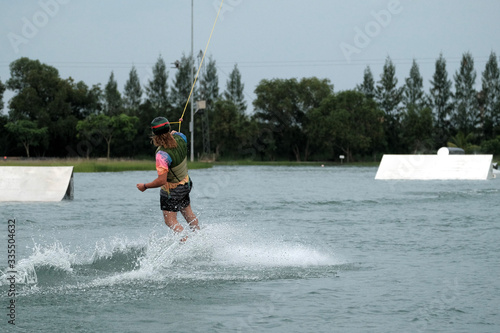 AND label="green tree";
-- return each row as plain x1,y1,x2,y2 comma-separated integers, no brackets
400,60,433,152
211,99,242,158
146,55,170,117
481,51,500,138
376,56,403,153
197,56,219,156
6,57,89,156
253,78,300,161
447,131,479,153
199,55,219,106
429,53,453,148
403,59,426,110
77,113,138,159
309,90,384,162
0,114,10,155
131,100,157,156
452,52,478,135
223,64,246,114
0,79,6,155
66,80,102,118
6,57,61,122
480,136,500,155
123,66,143,115
299,77,334,160
0,78,5,112
235,115,261,160
171,54,196,122
103,71,122,116
357,66,375,99
401,106,434,153
4,120,48,157
253,77,333,161
75,113,103,158
108,113,139,157
59,79,104,157
76,114,103,158
376,56,403,116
